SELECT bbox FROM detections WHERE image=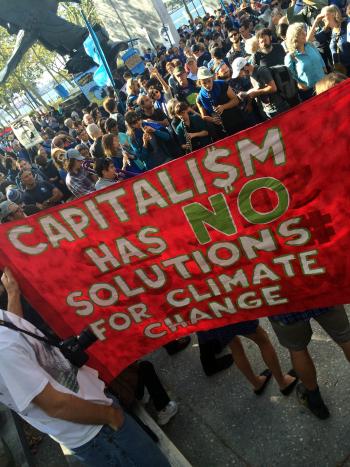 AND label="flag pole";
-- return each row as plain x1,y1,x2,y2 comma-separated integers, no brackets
80,7,117,93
